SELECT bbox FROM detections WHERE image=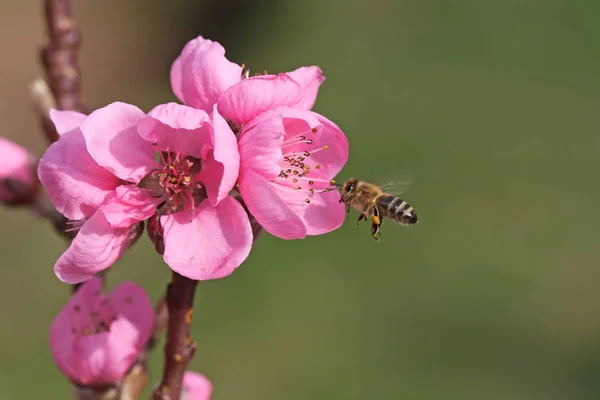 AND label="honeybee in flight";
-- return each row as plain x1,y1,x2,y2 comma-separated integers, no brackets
338,178,418,241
